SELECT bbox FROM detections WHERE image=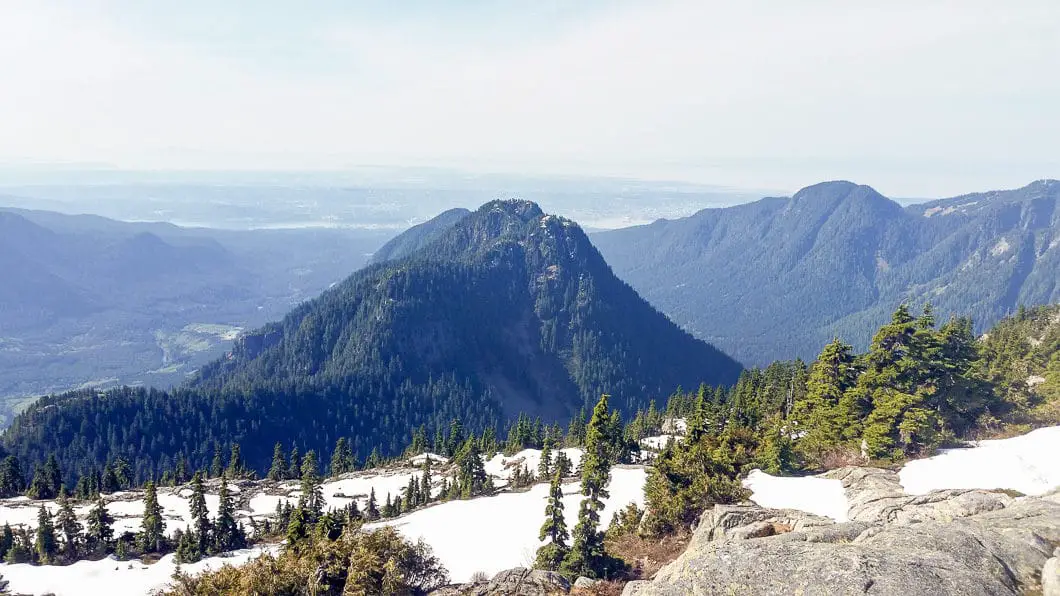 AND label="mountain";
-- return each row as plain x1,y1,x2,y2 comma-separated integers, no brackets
0,207,391,420
591,180,1060,365
1,200,741,481
369,207,471,264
